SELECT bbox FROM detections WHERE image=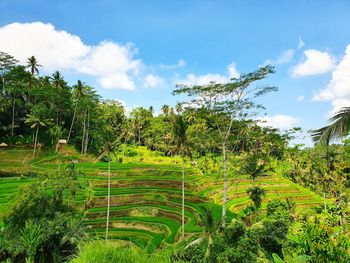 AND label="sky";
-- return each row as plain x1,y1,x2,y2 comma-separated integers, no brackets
1,0,350,146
